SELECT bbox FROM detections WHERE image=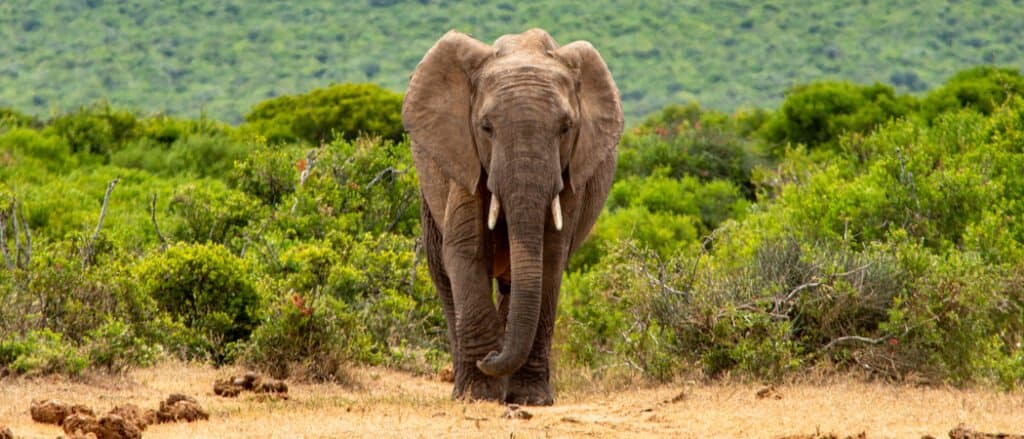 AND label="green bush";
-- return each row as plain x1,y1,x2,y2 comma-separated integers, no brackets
46,102,140,157
242,83,403,145
922,66,1024,121
134,243,262,362
619,102,766,196
231,144,299,205
169,181,262,249
760,81,918,151
0,329,88,376
86,318,159,373
245,291,369,380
